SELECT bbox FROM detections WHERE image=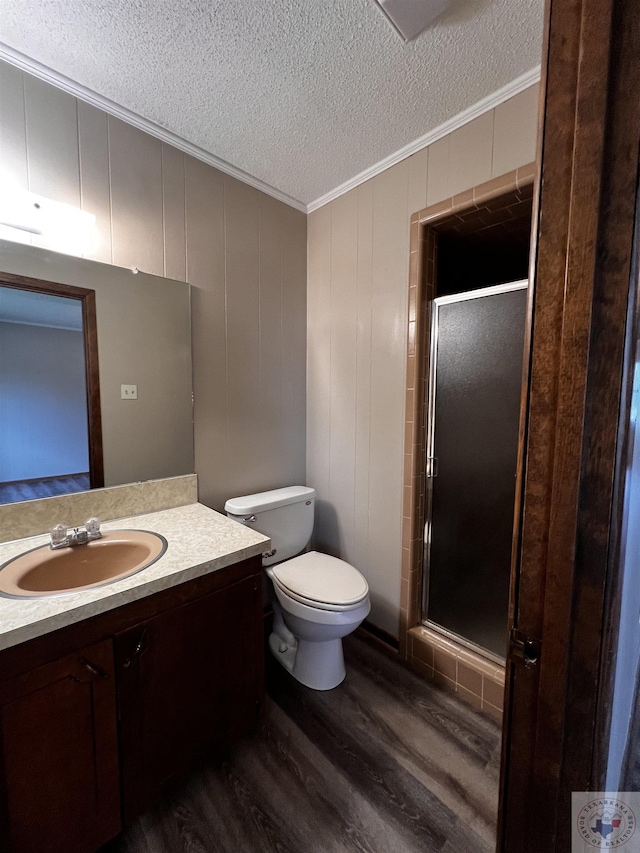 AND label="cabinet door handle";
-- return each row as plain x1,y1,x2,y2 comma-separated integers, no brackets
123,630,147,668
80,657,108,679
